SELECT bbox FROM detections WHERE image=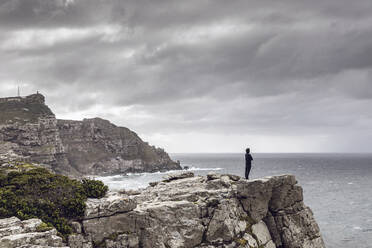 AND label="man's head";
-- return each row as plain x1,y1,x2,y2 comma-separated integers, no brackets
246,148,250,153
